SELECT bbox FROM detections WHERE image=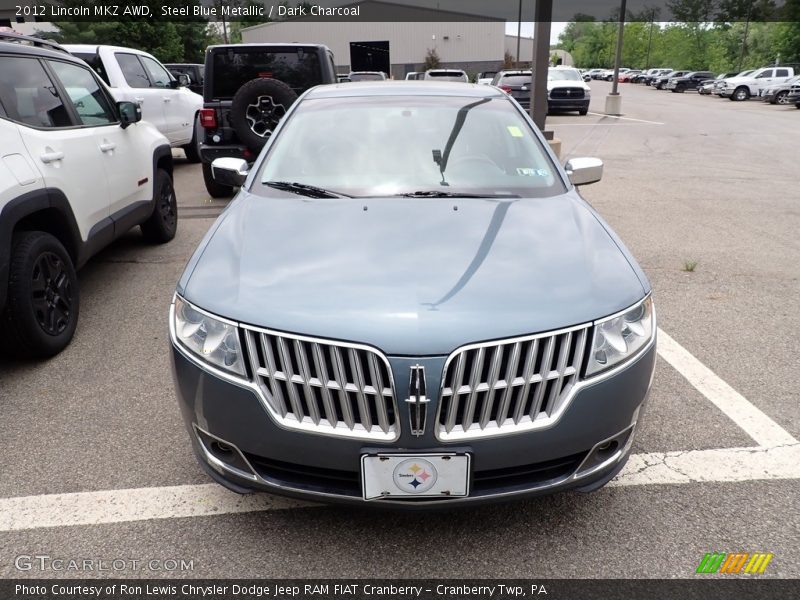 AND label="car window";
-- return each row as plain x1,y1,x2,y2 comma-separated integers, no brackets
501,76,531,86
48,60,116,126
116,53,150,88
211,49,323,98
776,69,789,78
71,52,110,85
755,70,772,79
140,56,173,89
548,69,581,81
257,96,565,198
0,56,72,128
